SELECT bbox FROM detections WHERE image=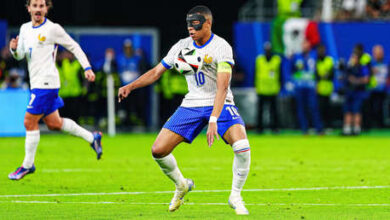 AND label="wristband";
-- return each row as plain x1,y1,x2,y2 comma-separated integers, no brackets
209,116,217,123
